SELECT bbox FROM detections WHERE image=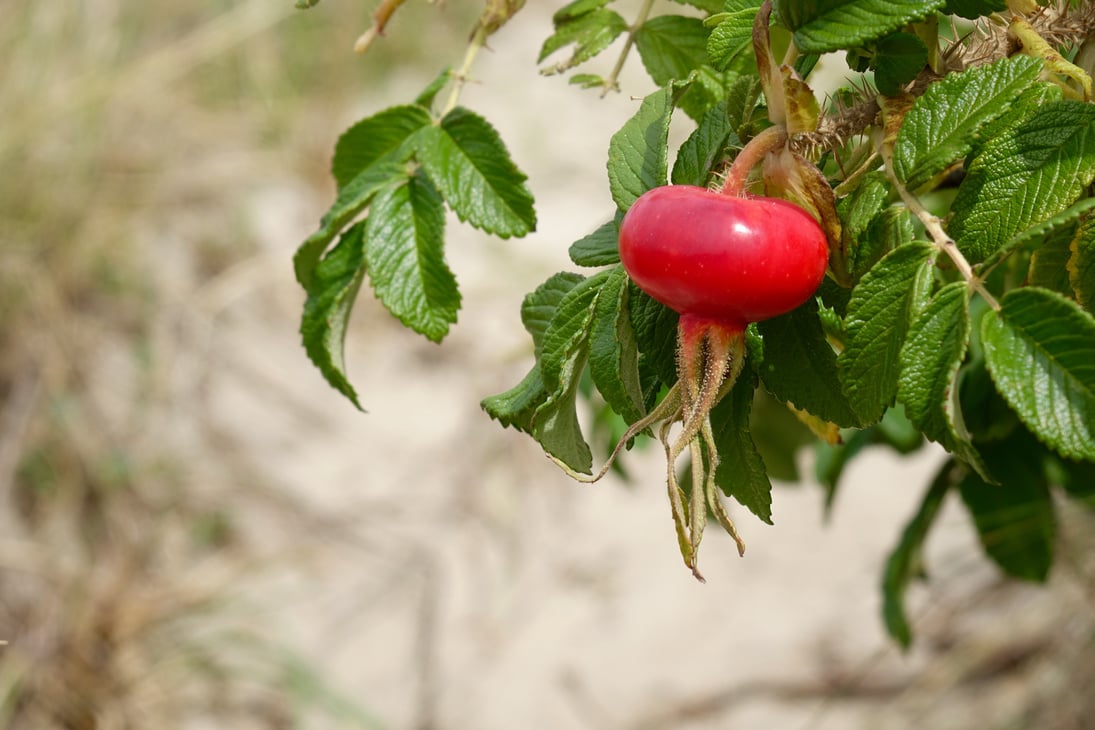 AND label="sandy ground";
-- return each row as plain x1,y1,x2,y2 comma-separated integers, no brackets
125,5,1088,729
